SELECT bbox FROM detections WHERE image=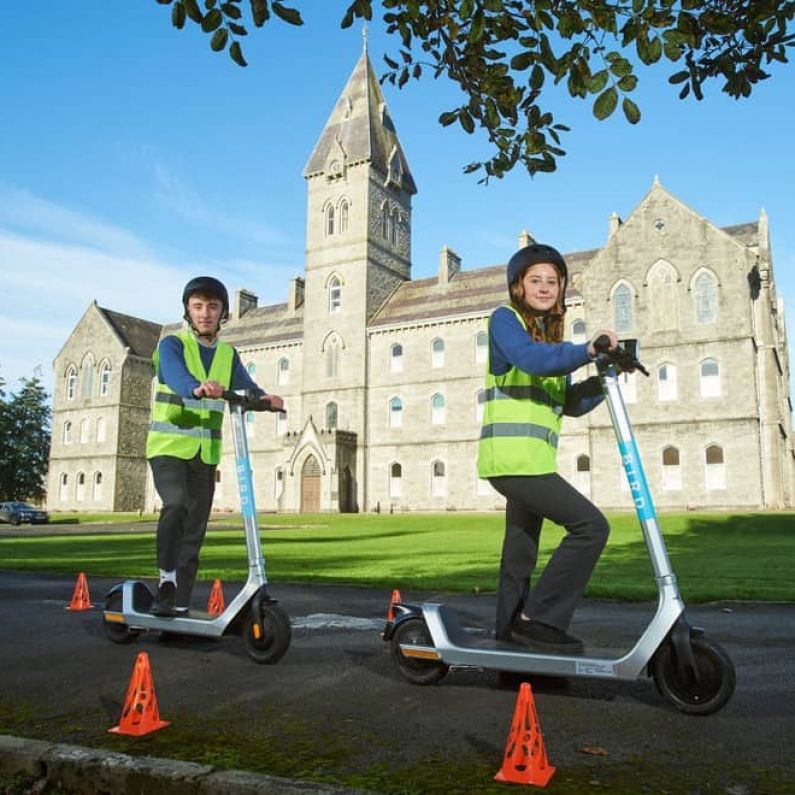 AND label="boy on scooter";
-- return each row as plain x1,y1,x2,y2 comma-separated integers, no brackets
146,276,283,617
477,243,618,654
